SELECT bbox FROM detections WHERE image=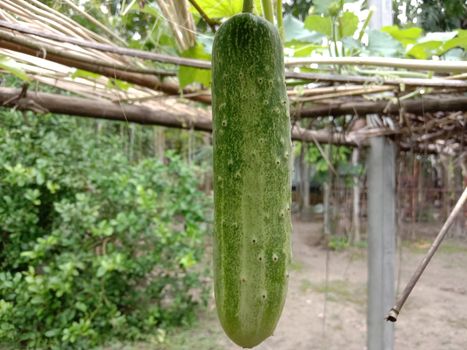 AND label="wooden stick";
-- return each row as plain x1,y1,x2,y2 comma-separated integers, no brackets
386,187,467,322
0,20,211,69
285,71,467,89
290,86,394,103
286,56,467,73
0,87,357,145
298,96,467,118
